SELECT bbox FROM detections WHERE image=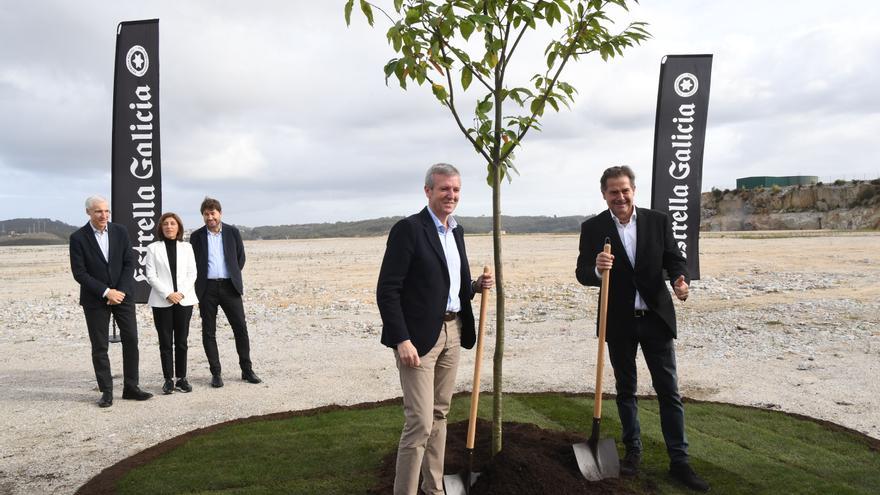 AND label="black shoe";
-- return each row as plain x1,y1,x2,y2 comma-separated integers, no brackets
620,450,642,477
241,370,262,384
211,374,224,388
98,391,113,408
121,387,154,401
670,462,710,492
175,378,192,393
162,380,174,395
